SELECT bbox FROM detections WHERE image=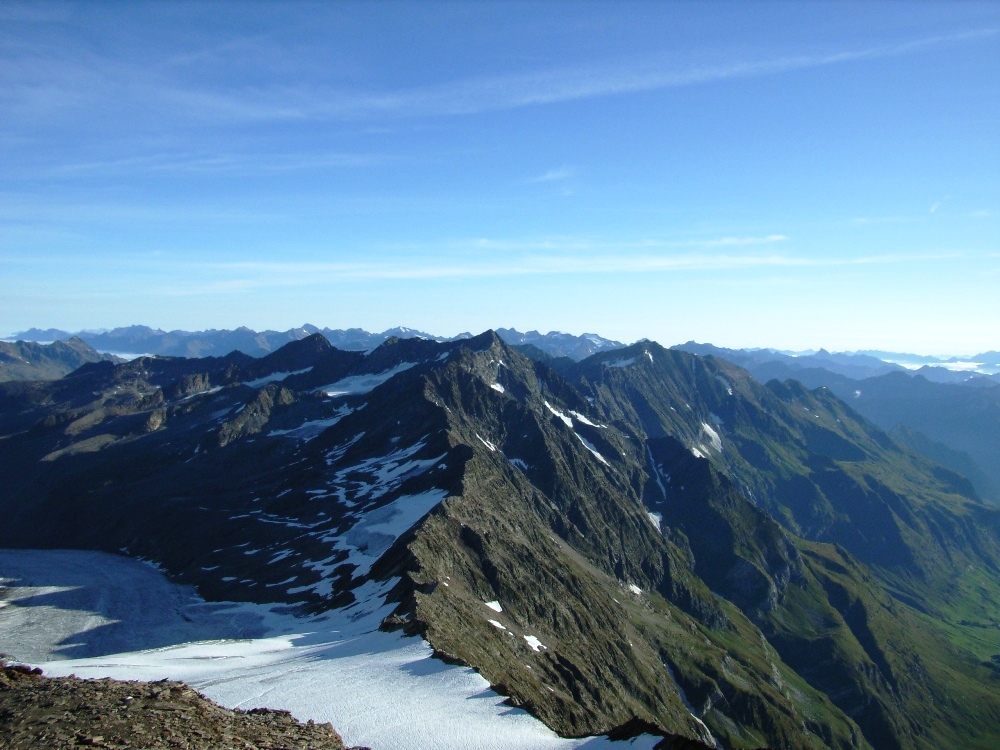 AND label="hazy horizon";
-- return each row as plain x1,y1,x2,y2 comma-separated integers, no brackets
6,320,999,361
2,2,997,353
